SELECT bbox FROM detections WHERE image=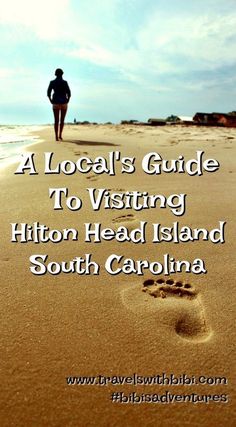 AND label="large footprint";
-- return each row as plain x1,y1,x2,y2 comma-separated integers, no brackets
122,278,211,343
